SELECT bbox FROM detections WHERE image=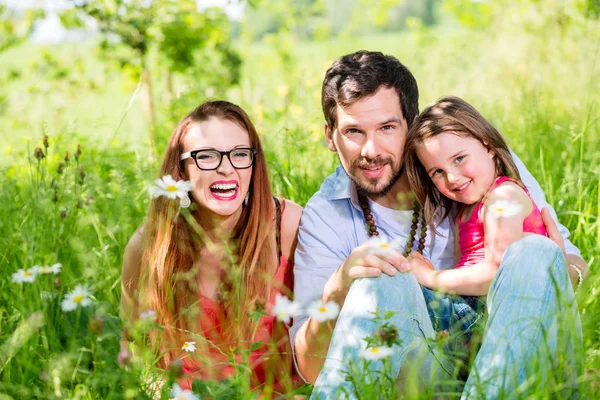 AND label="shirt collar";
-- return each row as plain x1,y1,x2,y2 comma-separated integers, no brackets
324,165,362,210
